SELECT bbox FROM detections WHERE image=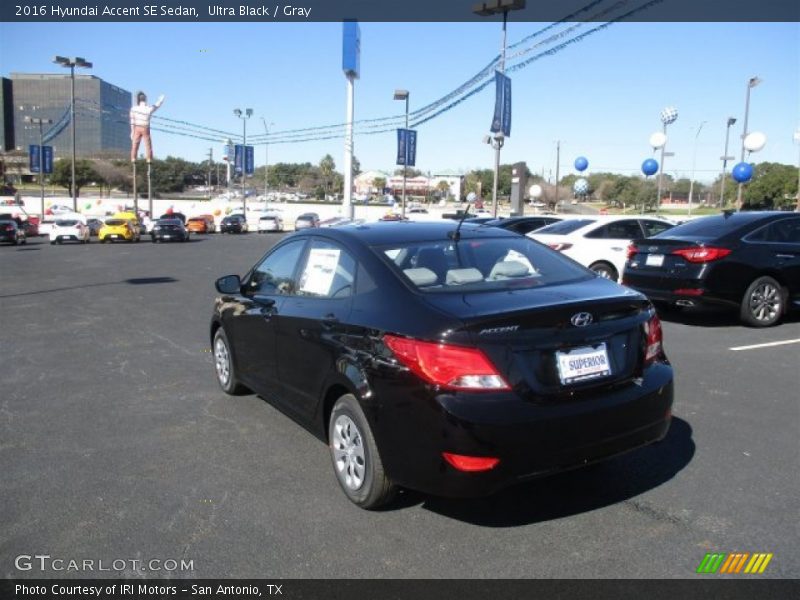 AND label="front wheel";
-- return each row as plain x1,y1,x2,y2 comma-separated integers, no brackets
329,394,396,510
740,275,784,327
213,328,247,395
